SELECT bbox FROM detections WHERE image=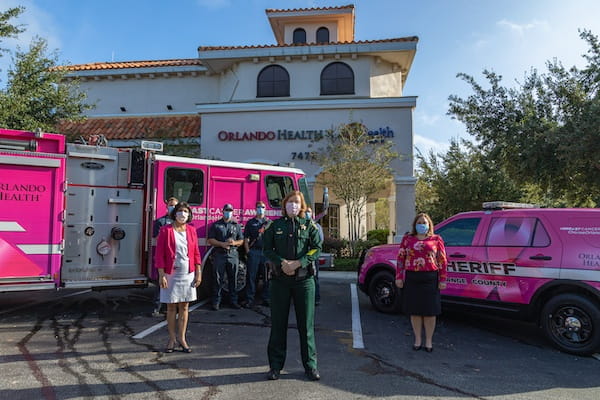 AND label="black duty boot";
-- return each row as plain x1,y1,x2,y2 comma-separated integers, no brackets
267,369,280,380
305,368,320,381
